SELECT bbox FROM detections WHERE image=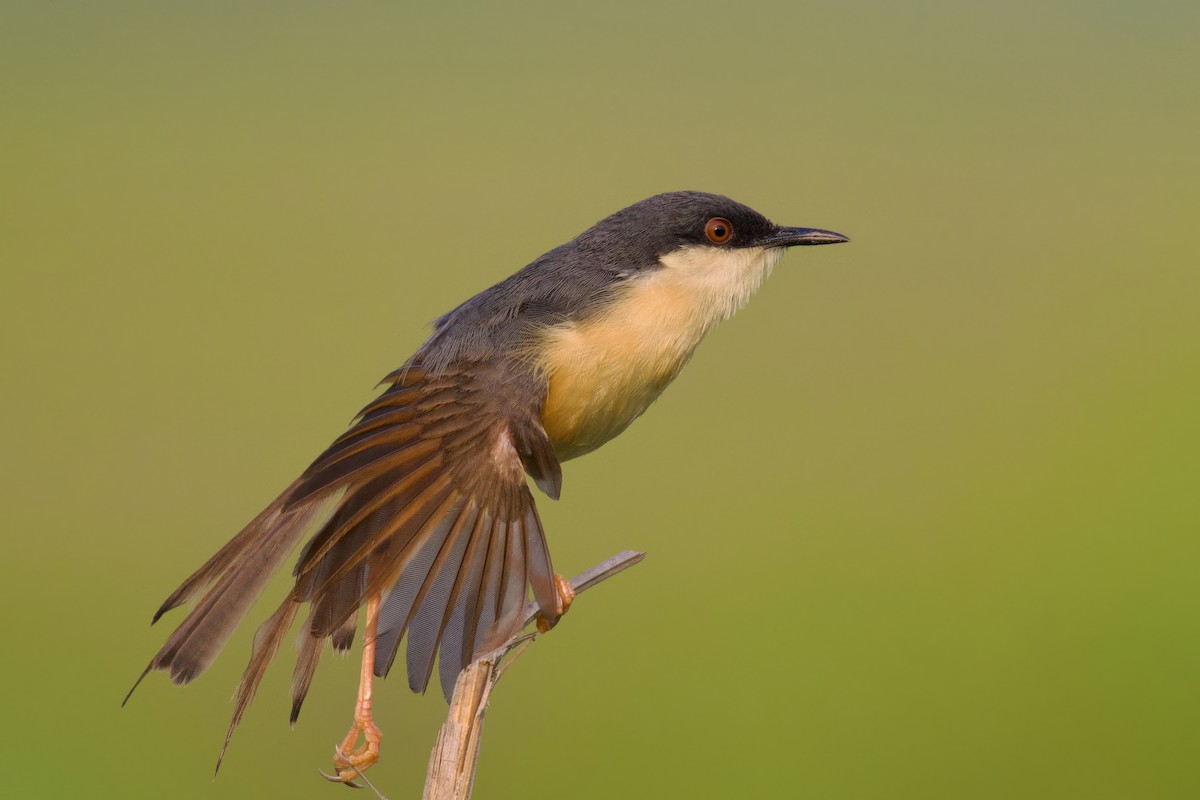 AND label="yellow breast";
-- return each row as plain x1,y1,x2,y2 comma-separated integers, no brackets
536,245,782,461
